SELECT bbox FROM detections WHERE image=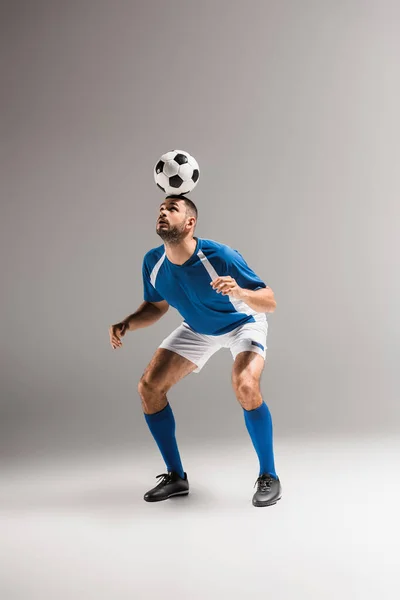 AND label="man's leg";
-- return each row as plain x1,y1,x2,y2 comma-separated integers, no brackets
138,348,197,502
138,348,196,474
232,351,282,506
